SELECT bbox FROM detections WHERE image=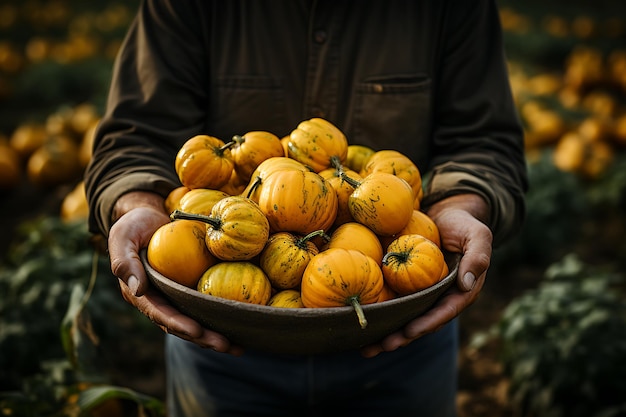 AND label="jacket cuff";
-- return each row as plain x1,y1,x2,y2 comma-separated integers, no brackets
89,172,178,237
421,162,524,247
